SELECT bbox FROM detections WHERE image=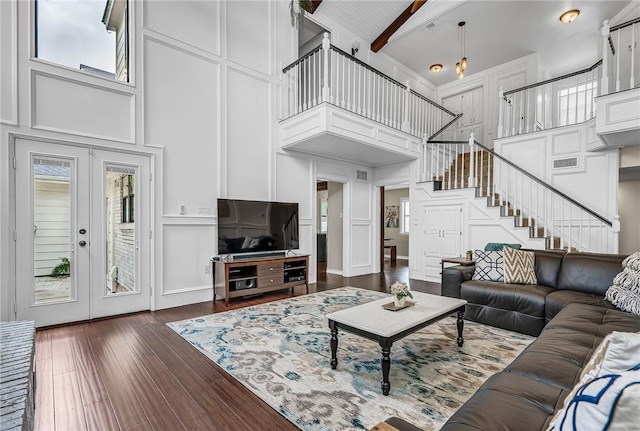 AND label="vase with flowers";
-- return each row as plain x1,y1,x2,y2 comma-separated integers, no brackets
389,281,413,307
